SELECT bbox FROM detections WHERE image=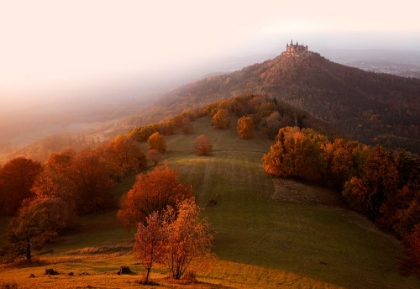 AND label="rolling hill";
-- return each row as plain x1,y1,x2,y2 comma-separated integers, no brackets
156,50,420,153
6,47,420,165
1,116,420,288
